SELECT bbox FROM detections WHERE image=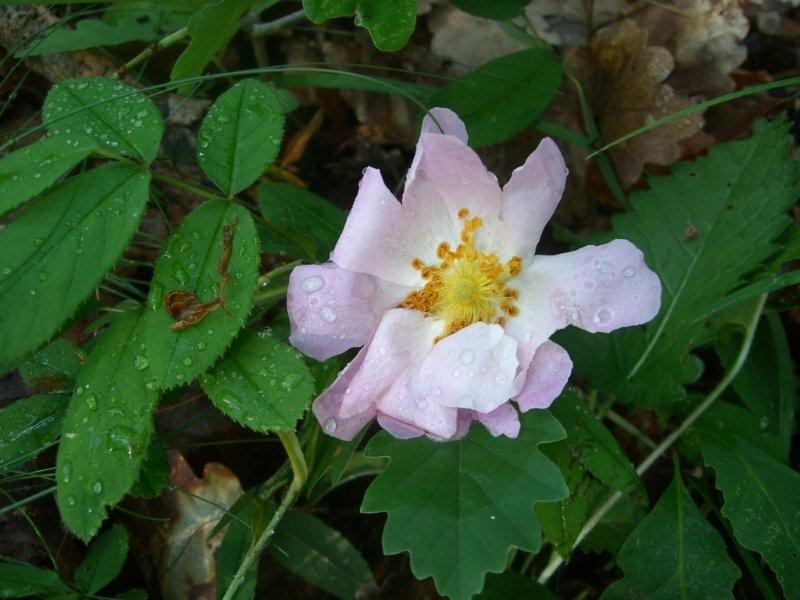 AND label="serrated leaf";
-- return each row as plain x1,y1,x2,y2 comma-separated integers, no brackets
692,401,785,463
354,0,416,52
74,524,129,594
43,78,164,163
0,558,70,598
0,394,68,473
362,411,567,600
20,338,85,393
269,510,376,599
56,309,159,541
560,118,800,407
171,0,252,82
551,390,645,502
130,437,169,498
257,182,345,261
428,48,563,147
716,315,796,460
602,472,740,600
0,134,97,217
0,163,150,374
143,199,259,389
197,79,285,197
200,329,314,432
450,0,528,19
701,430,800,598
